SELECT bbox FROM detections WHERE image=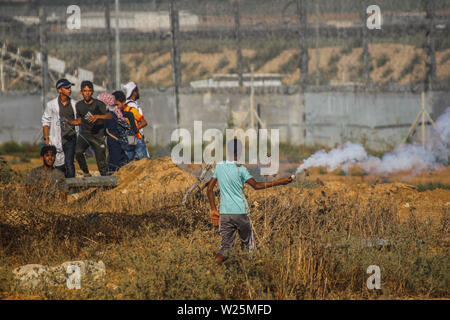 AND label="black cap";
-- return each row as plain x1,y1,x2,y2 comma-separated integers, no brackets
56,78,74,89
